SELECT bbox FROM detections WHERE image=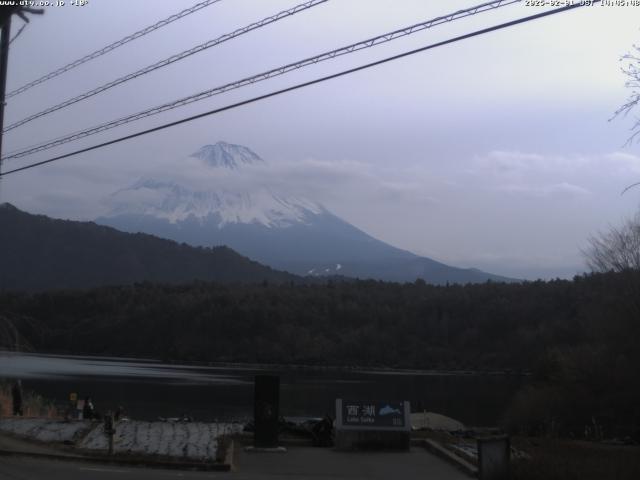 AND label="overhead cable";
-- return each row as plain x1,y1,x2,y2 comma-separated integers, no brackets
3,0,328,133
5,0,224,99
9,22,26,45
